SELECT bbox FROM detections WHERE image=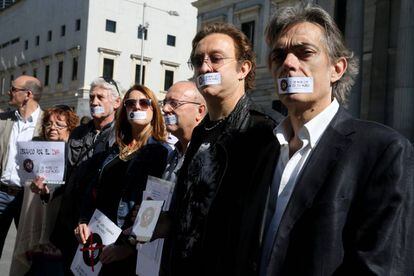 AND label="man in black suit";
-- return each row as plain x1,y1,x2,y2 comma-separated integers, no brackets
260,3,414,275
